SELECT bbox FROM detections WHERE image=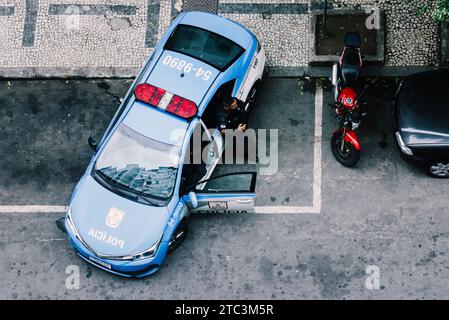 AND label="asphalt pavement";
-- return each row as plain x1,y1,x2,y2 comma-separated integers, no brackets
1,78,449,299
